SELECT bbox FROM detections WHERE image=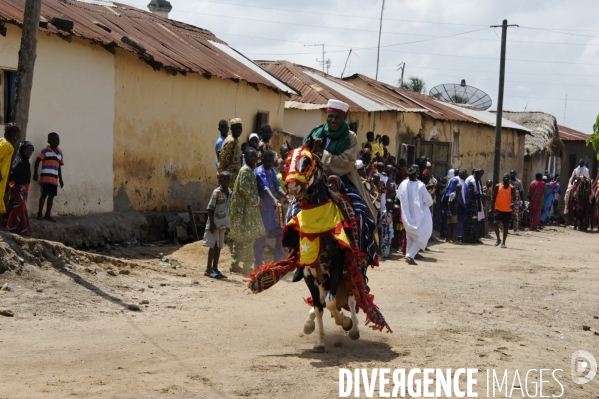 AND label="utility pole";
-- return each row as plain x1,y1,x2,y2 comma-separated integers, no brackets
490,19,518,185
375,0,385,80
11,0,42,140
397,62,405,87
